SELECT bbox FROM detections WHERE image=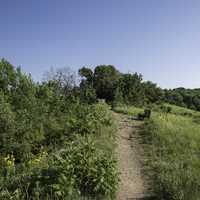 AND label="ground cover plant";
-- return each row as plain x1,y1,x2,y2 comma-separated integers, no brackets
113,105,143,116
115,104,200,200
142,110,200,200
